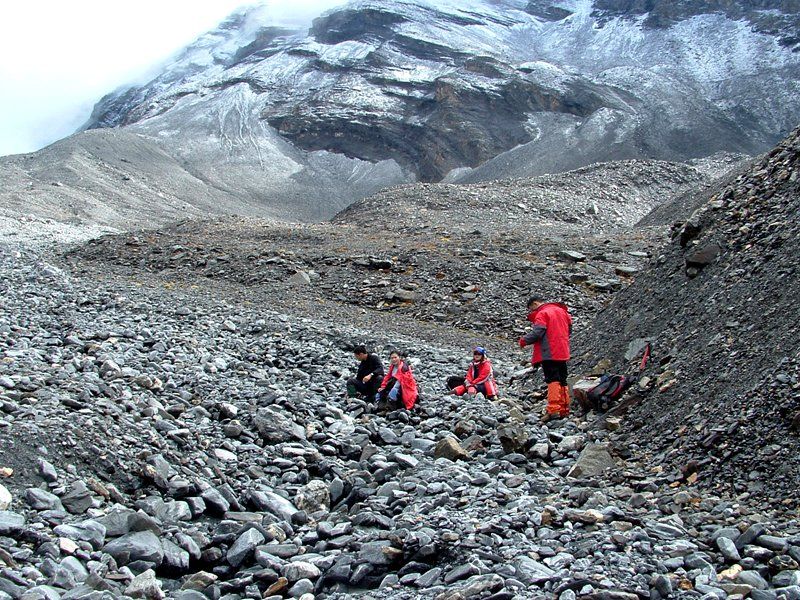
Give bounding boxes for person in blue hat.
[450,347,499,400]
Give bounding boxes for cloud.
[257,0,346,26]
[0,0,346,157]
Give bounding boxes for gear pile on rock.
[0,136,799,600]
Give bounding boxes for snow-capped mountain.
[73,0,800,218]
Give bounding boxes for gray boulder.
[567,443,616,478]
[103,531,165,566]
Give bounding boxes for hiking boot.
[541,410,561,423]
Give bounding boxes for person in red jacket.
[451,347,499,400]
[376,350,419,411]
[519,295,572,421]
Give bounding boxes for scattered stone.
[717,536,742,562]
[0,511,24,535]
[435,437,469,461]
[567,443,616,478]
[60,481,94,514]
[34,462,58,486]
[103,531,164,566]
[227,528,265,567]
[125,569,165,599]
[288,270,312,285]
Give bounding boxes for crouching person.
[346,345,384,399]
[376,350,418,411]
[451,346,498,400]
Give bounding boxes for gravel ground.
[1,148,800,599]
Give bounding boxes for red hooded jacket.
[380,361,418,409]
[520,302,572,364]
[466,359,494,386]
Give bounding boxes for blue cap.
[473,346,486,356]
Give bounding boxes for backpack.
[446,376,466,391]
[586,374,635,411]
[584,342,651,412]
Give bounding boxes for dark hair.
[389,349,403,358]
[527,295,545,308]
[353,345,367,355]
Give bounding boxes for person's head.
[527,295,545,312]
[472,346,487,362]
[389,350,403,366]
[353,345,368,361]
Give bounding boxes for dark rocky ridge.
[573,126,800,505]
[334,158,717,229]
[589,0,800,48]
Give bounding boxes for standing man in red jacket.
[519,295,572,421]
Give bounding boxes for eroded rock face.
[591,0,800,47]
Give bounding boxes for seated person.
[376,350,418,411]
[346,345,384,399]
[451,346,498,400]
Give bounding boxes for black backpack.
[586,374,635,411]
[585,343,651,412]
[446,376,466,391]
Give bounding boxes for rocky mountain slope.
[0,127,406,227]
[58,0,799,220]
[573,126,800,506]
[67,156,735,343]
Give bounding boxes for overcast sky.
[0,1,343,157]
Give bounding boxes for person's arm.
[378,366,392,390]
[362,357,375,382]
[520,326,545,346]
[520,312,547,346]
[465,364,475,385]
[370,355,384,379]
[397,363,414,387]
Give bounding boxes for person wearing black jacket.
[347,345,384,399]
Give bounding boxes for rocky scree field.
[573,127,800,511]
[69,158,730,345]
[1,148,800,600]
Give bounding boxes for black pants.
[347,377,379,398]
[541,360,568,385]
